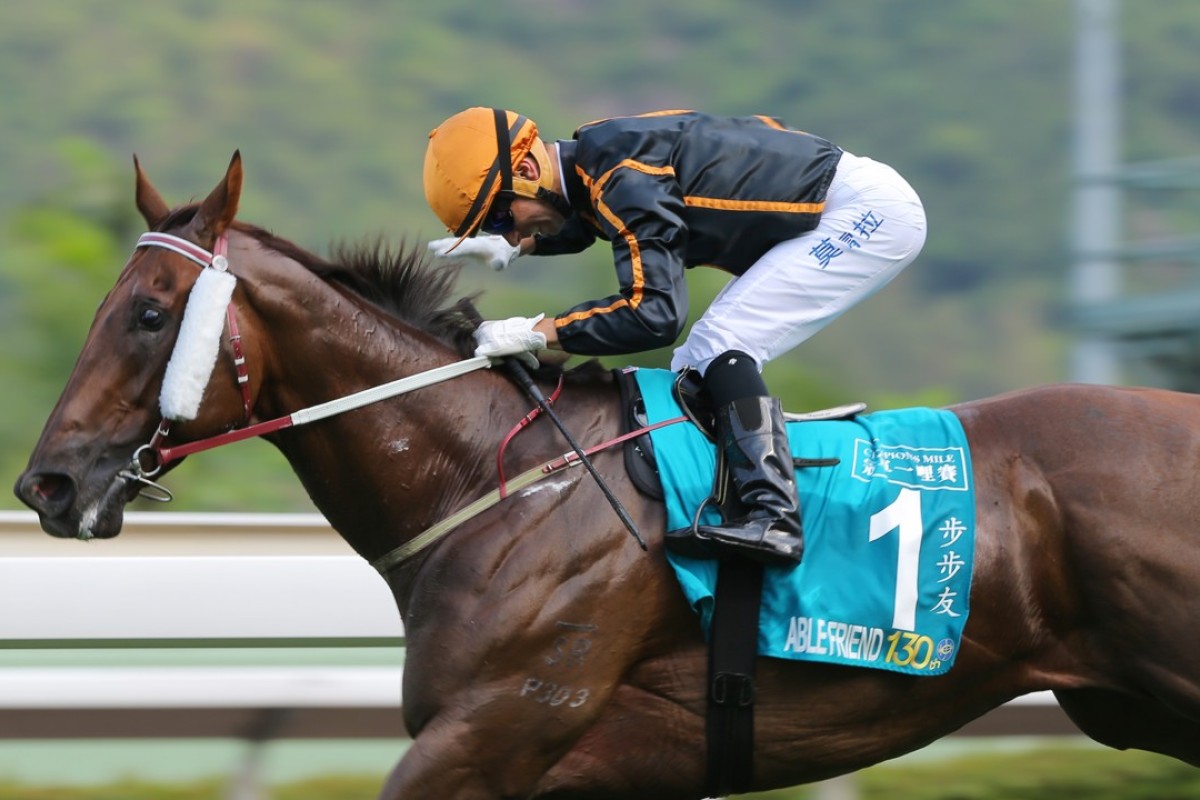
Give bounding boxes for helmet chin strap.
[534,185,574,219]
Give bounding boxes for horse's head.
[14,153,258,539]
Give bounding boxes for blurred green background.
[3,0,1197,511]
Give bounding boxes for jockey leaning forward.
[422,107,926,566]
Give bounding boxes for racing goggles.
[480,192,516,235]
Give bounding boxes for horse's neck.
[279,369,503,558]
[242,257,505,561]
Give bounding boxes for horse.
[14,153,1200,800]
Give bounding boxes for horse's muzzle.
[13,469,130,540]
[14,470,76,521]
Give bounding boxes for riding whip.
[503,357,647,551]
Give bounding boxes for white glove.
[427,234,521,271]
[474,314,547,370]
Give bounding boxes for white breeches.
[670,152,927,375]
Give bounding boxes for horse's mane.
[154,207,602,384]
[156,206,480,357]
[257,226,484,357]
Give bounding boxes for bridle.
[135,231,254,422]
[117,231,248,501]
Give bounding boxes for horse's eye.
[137,306,166,332]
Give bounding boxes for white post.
[225,741,268,800]
[1069,0,1122,384]
[225,708,292,800]
[813,774,860,800]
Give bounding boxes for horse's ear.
[134,154,170,229]
[193,151,243,243]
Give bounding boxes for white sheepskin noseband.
[135,232,238,421]
[159,266,236,420]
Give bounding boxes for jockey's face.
[501,195,567,246]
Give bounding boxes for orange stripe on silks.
[758,115,819,137]
[684,196,826,214]
[580,159,676,191]
[574,162,592,188]
[558,160,675,327]
[587,160,675,312]
[555,202,643,326]
[632,109,694,119]
[614,160,676,180]
[556,297,630,327]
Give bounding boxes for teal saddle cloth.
[634,368,977,676]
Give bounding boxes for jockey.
[423,107,927,566]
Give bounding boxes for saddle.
[614,367,866,504]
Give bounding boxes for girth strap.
[706,556,764,796]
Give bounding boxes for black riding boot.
[695,396,805,566]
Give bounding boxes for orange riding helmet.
[423,107,562,247]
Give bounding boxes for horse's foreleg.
[377,680,612,800]
[377,716,554,800]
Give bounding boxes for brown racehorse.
[15,153,1200,799]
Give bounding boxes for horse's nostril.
[15,472,76,515]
